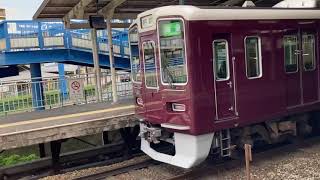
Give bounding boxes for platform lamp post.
[91,28,103,102]
[106,17,118,103]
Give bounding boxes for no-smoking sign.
[71,81,81,91]
[69,79,84,100]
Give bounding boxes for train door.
[141,37,162,122]
[212,34,237,120]
[285,30,319,108]
[300,30,318,104]
[284,32,302,107]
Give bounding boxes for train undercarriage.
[140,112,320,168]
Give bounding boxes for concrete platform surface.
[0,99,137,150]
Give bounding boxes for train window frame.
[302,34,316,72]
[142,40,159,89]
[244,36,263,79]
[212,39,230,81]
[284,35,299,74]
[129,25,142,84]
[157,17,188,87]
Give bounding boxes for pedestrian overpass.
[0,20,130,70]
[0,20,132,115]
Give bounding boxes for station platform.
[0,99,137,150]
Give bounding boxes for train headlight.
[172,103,186,112]
[136,97,144,106]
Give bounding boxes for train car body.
[128,5,320,168]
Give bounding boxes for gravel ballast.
[41,140,320,180]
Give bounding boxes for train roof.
[138,5,320,21]
[135,5,320,32]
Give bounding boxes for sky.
[0,0,43,20]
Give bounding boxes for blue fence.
[0,20,129,58]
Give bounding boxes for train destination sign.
[160,21,182,37]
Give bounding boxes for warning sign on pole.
[69,79,84,100]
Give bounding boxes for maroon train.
[128,5,320,168]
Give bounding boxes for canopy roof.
[33,0,283,21]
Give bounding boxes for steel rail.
[166,136,320,180]
[74,158,158,180]
[0,142,126,180]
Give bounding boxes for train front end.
[129,7,214,168]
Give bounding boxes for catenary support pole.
[106,18,118,103]
[30,63,45,111]
[91,28,103,102]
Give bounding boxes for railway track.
[166,136,320,180]
[58,137,314,180]
[3,136,318,180]
[0,141,171,180]
[0,142,138,180]
[74,158,158,180]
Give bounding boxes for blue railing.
[0,20,129,58]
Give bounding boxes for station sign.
[68,79,84,100]
[89,15,106,30]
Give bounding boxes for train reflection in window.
[143,41,158,88]
[213,40,230,81]
[158,19,187,86]
[129,27,142,83]
[284,36,298,73]
[245,37,262,79]
[303,34,316,71]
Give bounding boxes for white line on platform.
[0,105,135,129]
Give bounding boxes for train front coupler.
[139,124,162,144]
[139,123,214,168]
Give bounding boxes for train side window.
[213,40,230,81]
[302,34,316,71]
[129,27,141,83]
[284,36,298,73]
[143,41,158,89]
[245,36,262,79]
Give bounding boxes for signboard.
[141,15,153,29]
[68,79,84,100]
[89,15,106,30]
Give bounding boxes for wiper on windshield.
[162,57,176,88]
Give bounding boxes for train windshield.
[129,26,141,83]
[159,19,187,86]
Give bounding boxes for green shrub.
[0,154,38,167]
[84,85,95,96]
[0,91,63,113]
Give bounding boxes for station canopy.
[33,0,283,28]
